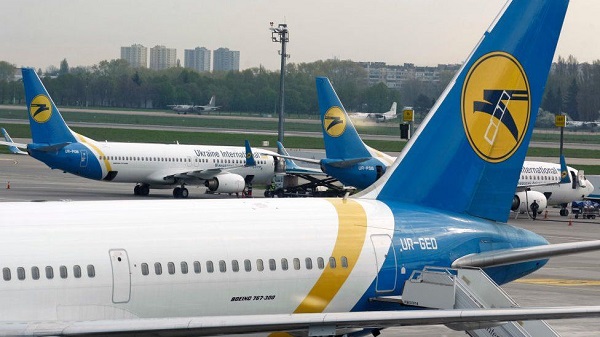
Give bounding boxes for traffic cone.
[6,181,9,189]
[568,216,573,226]
[544,210,548,219]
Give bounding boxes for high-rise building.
[149,45,177,71]
[120,44,148,68]
[213,48,240,72]
[184,47,211,72]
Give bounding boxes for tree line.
[1,55,599,122]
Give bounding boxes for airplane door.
[109,249,131,303]
[370,234,397,293]
[80,150,88,168]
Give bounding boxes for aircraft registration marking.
[515,278,600,287]
[399,237,438,251]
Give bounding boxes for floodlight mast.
[270,22,289,144]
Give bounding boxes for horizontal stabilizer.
[29,142,71,152]
[6,306,600,336]
[324,157,371,168]
[452,240,600,268]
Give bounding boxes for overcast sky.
[2,0,598,71]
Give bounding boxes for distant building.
[184,47,211,72]
[120,44,148,68]
[149,45,177,71]
[360,62,461,89]
[213,48,240,72]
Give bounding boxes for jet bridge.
[376,267,559,337]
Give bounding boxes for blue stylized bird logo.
[473,89,528,141]
[31,103,49,117]
[325,115,343,131]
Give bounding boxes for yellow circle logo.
[323,107,347,137]
[29,94,53,123]
[462,52,530,163]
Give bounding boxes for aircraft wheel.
[181,188,189,198]
[564,209,569,216]
[173,187,181,198]
[134,185,140,196]
[140,185,150,196]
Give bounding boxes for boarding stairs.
[400,267,559,337]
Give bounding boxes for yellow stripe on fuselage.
[75,133,112,172]
[293,198,368,313]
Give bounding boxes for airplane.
[3,1,600,335]
[0,72,276,198]
[308,77,594,215]
[517,155,593,216]
[349,102,397,122]
[0,128,27,155]
[168,95,220,114]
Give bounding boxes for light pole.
[270,22,289,144]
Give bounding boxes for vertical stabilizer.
[358,0,569,223]
[559,154,571,184]
[22,68,77,145]
[316,77,372,160]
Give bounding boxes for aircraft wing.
[4,307,600,336]
[452,240,600,268]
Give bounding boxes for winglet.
[559,154,571,184]
[244,140,256,167]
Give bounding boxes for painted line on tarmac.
[515,278,600,287]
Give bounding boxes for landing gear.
[559,204,569,216]
[134,184,150,196]
[173,186,189,199]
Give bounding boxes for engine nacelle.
[511,191,547,214]
[204,173,246,194]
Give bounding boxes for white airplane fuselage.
[519,161,593,205]
[0,198,546,321]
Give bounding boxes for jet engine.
[204,173,246,194]
[511,191,547,214]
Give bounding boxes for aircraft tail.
[358,0,569,223]
[389,102,397,115]
[559,154,571,184]
[208,96,216,107]
[244,140,256,167]
[317,77,372,160]
[22,68,77,145]
[1,128,27,155]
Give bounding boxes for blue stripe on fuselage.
[28,142,104,180]
[351,201,549,312]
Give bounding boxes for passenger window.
[193,261,201,273]
[46,266,54,279]
[141,263,149,276]
[206,261,214,273]
[305,258,313,270]
[256,259,264,271]
[317,257,325,270]
[181,262,188,274]
[87,265,96,278]
[293,258,300,270]
[168,262,175,275]
[3,267,10,281]
[60,265,68,279]
[232,260,239,272]
[269,259,276,271]
[329,257,337,268]
[244,259,252,272]
[74,265,82,278]
[281,258,288,271]
[17,267,25,280]
[154,262,162,275]
[341,256,348,268]
[31,267,40,280]
[219,260,227,273]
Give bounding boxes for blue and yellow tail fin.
[244,140,256,167]
[316,77,372,160]
[359,0,569,223]
[559,154,571,184]
[22,68,77,145]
